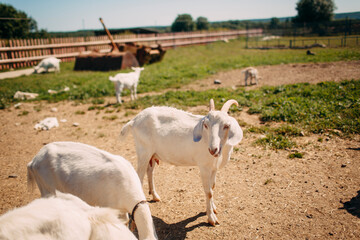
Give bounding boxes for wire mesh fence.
[246,18,360,49]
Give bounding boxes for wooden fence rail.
[0,29,263,70]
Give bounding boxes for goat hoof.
[208,220,216,226]
[208,219,220,226]
[208,214,219,226]
[152,196,161,202]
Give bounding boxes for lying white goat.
[120,99,243,226]
[34,57,61,73]
[109,67,144,103]
[13,91,39,100]
[241,67,259,86]
[0,191,137,240]
[27,141,157,240]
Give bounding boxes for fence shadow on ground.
[340,190,360,218]
[153,212,210,240]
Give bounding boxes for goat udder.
[149,156,160,167]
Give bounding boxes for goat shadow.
[339,190,360,218]
[347,147,360,151]
[152,212,210,240]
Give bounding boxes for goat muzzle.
[208,147,221,157]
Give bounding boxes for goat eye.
[223,125,230,130]
[203,124,208,129]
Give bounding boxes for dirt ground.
[1,61,360,239]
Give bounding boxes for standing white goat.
[241,67,259,86]
[27,141,157,240]
[120,99,243,226]
[34,57,61,73]
[0,191,137,240]
[109,67,144,103]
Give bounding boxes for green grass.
[18,110,29,116]
[1,38,360,109]
[288,152,304,159]
[121,80,360,137]
[256,133,296,150]
[247,124,303,149]
[123,88,244,110]
[247,124,303,137]
[249,81,360,135]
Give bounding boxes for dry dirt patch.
[181,60,360,92]
[0,61,359,239]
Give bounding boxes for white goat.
[241,67,259,86]
[34,57,61,73]
[27,141,157,240]
[120,99,243,226]
[13,91,39,100]
[109,67,144,103]
[0,191,137,240]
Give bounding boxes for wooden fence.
[0,29,263,70]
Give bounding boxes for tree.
[269,17,280,29]
[196,17,209,30]
[0,3,42,39]
[293,0,336,24]
[171,14,195,32]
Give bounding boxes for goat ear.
[193,118,204,142]
[227,118,243,146]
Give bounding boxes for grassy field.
[1,38,360,107]
[1,38,360,147]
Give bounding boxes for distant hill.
[228,11,360,23]
[333,11,360,20]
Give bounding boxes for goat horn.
[209,99,215,111]
[221,99,239,113]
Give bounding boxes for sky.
[2,0,360,32]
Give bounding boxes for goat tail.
[27,164,36,193]
[241,67,250,73]
[109,76,116,81]
[119,120,133,140]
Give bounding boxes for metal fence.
[246,18,360,49]
[246,35,360,49]
[0,29,262,70]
